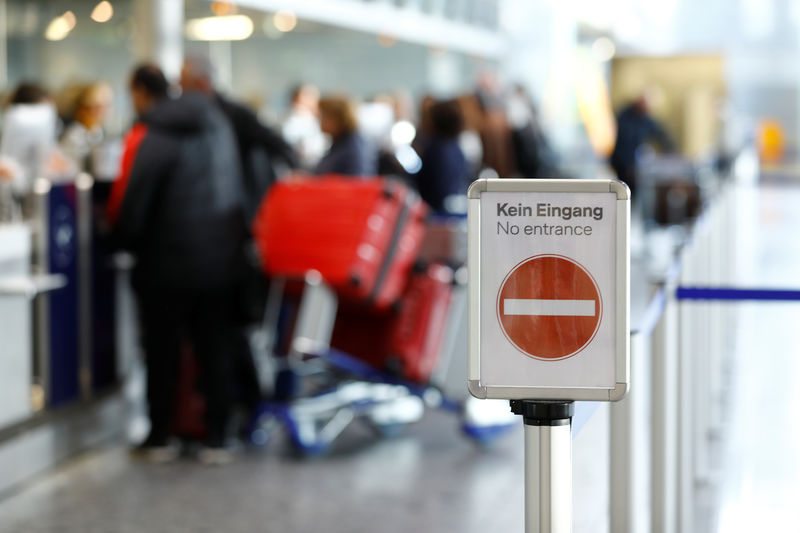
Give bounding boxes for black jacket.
[610,104,674,173]
[215,94,296,223]
[115,92,245,290]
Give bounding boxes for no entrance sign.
[468,179,630,401]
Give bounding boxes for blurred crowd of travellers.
[0,58,663,465]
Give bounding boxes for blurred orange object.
[758,119,784,164]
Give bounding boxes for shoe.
[197,446,234,466]
[130,440,180,464]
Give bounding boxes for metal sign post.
[467,179,630,533]
[513,400,574,533]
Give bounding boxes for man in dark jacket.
[180,56,296,223]
[610,95,675,197]
[179,55,295,415]
[115,65,245,464]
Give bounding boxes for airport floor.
[710,184,800,531]
[0,402,609,533]
[1,183,799,533]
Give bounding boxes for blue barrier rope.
[637,286,800,341]
[676,286,800,301]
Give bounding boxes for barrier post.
[609,330,649,533]
[76,173,93,399]
[651,283,678,533]
[695,226,712,483]
[708,202,724,436]
[31,177,51,407]
[512,401,574,533]
[677,246,695,533]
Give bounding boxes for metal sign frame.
[467,178,630,402]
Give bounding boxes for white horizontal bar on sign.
[503,299,596,317]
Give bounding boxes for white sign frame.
[467,178,630,401]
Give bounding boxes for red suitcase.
[253,175,427,309]
[386,263,454,382]
[330,264,454,383]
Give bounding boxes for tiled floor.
[0,402,610,533]
[711,185,800,532]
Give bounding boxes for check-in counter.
[0,224,34,427]
[0,222,67,428]
[27,174,120,408]
[0,175,126,495]
[31,179,82,407]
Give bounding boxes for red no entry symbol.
[496,254,602,360]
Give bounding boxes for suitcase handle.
[366,189,420,304]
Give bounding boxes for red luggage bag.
[252,176,428,309]
[331,264,454,383]
[386,263,454,382]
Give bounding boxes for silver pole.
[0,0,7,89]
[32,178,52,408]
[651,283,678,533]
[133,0,184,80]
[76,173,94,399]
[513,400,574,533]
[677,247,695,533]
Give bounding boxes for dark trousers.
[137,286,234,447]
[231,330,262,411]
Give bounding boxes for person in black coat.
[315,96,376,176]
[180,57,297,418]
[610,95,675,197]
[114,65,245,463]
[508,84,560,178]
[415,99,469,212]
[181,56,297,224]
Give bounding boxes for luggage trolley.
[245,176,515,455]
[636,152,714,226]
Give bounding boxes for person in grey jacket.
[114,65,245,464]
